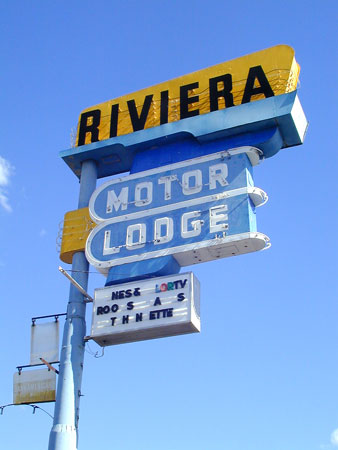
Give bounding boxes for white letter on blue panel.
[106,187,129,213]
[209,205,228,233]
[181,211,203,238]
[209,163,228,189]
[182,170,202,195]
[154,217,174,245]
[103,230,121,255]
[158,175,177,200]
[135,182,153,207]
[126,223,146,249]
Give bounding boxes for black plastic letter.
[153,297,162,306]
[110,104,119,138]
[180,82,199,119]
[209,74,234,110]
[111,304,119,313]
[127,95,153,131]
[160,90,169,125]
[136,313,143,322]
[241,66,274,104]
[78,110,101,145]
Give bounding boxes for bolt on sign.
[58,45,307,347]
[76,45,300,146]
[88,272,200,346]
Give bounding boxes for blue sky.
[1,1,337,449]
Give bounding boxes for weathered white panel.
[13,369,56,404]
[30,321,59,365]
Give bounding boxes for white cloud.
[331,429,338,446]
[0,156,14,212]
[0,156,12,185]
[0,192,12,212]
[39,228,47,237]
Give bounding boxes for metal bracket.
[59,266,94,302]
[32,313,66,326]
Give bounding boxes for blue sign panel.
[89,147,259,223]
[85,147,269,272]
[86,187,268,270]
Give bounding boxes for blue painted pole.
[48,160,97,450]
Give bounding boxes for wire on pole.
[0,403,54,419]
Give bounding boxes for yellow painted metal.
[60,207,94,264]
[76,45,300,146]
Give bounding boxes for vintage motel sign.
[85,148,269,274]
[89,272,200,346]
[60,46,307,268]
[59,44,307,281]
[51,45,308,450]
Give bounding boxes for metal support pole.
[48,160,97,450]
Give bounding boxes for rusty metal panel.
[13,369,56,404]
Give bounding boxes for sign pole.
[50,44,307,450]
[48,160,97,450]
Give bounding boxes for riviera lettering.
[78,65,274,145]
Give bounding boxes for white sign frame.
[89,272,200,346]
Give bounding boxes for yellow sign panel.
[76,45,299,146]
[60,208,95,264]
